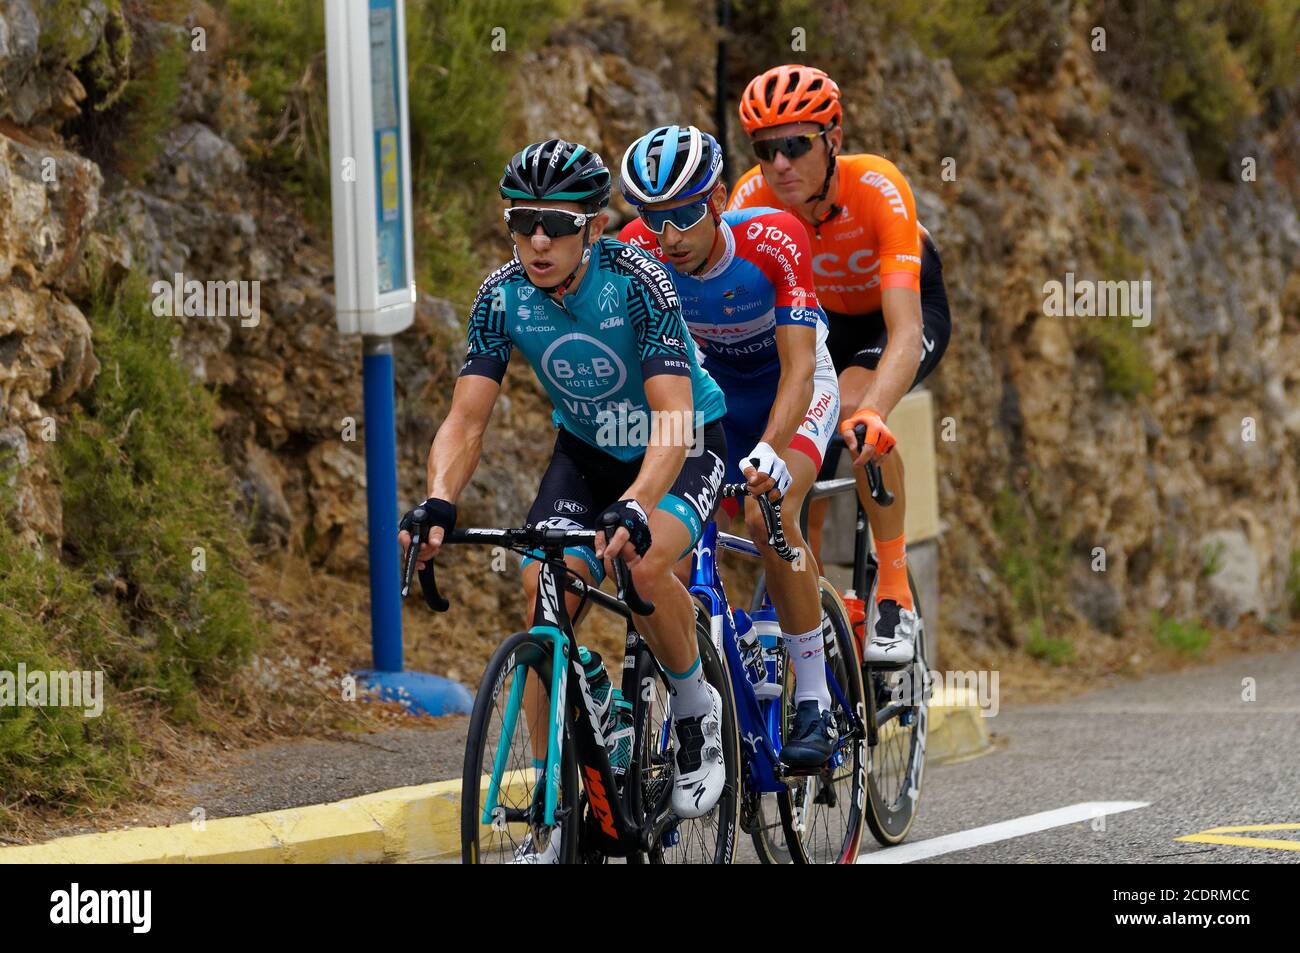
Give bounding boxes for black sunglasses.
[504,207,593,238]
[752,131,825,163]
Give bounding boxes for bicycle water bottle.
[607,689,633,781]
[754,603,780,696]
[577,645,613,728]
[843,589,867,661]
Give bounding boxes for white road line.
[857,801,1151,864]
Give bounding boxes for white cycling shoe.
[866,599,917,667]
[670,682,726,819]
[511,827,562,864]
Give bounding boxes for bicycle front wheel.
[636,605,741,864]
[461,631,580,864]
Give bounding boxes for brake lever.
[599,512,655,616]
[400,507,450,611]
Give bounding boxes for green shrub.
[1093,0,1300,160]
[0,517,138,823]
[1200,540,1226,578]
[877,0,1034,88]
[57,271,263,722]
[993,485,1066,618]
[1025,618,1075,666]
[63,6,187,183]
[1079,320,1155,399]
[1077,198,1155,399]
[1152,613,1212,657]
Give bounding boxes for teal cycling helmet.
[620,125,724,207]
[500,139,611,212]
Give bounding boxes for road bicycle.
[402,511,741,863]
[750,436,930,859]
[697,482,870,864]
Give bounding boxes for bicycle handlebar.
[829,424,894,507]
[721,483,799,563]
[400,518,654,616]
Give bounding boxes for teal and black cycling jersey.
[459,238,727,461]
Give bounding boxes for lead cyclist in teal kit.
[399,139,732,862]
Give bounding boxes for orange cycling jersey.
[727,154,922,315]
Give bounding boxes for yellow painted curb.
[1,696,987,864]
[926,686,991,764]
[0,780,458,865]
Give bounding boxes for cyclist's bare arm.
[599,373,693,565]
[758,323,815,454]
[405,373,500,563]
[858,286,923,417]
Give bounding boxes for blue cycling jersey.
[620,207,829,388]
[459,238,727,462]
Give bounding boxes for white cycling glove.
[743,442,792,497]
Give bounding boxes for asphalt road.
[861,646,1300,864]
[156,646,1298,864]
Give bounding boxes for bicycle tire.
[461,631,581,864]
[638,604,741,864]
[862,567,929,847]
[772,578,867,864]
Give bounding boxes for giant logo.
[540,333,628,400]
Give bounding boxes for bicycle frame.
[689,520,863,796]
[477,545,669,858]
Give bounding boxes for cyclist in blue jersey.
[400,140,731,853]
[618,125,840,767]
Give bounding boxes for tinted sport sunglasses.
[752,130,826,163]
[638,201,710,235]
[504,207,594,238]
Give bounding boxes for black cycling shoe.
[779,699,835,768]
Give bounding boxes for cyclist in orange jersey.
[728,64,952,667]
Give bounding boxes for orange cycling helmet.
[738,64,842,135]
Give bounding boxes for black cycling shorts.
[819,235,951,480]
[523,421,728,581]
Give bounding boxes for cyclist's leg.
[629,420,727,678]
[637,420,729,817]
[518,433,606,767]
[808,307,882,568]
[748,358,842,764]
[846,237,951,646]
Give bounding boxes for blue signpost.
[325,0,472,717]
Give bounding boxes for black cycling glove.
[400,497,457,540]
[598,499,652,557]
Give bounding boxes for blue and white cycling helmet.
[620,125,724,207]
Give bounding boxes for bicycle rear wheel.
[461,631,580,864]
[636,605,741,864]
[862,568,929,846]
[773,579,867,864]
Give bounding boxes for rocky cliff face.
[1,0,1296,665]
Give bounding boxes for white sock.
[663,654,712,718]
[786,626,832,710]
